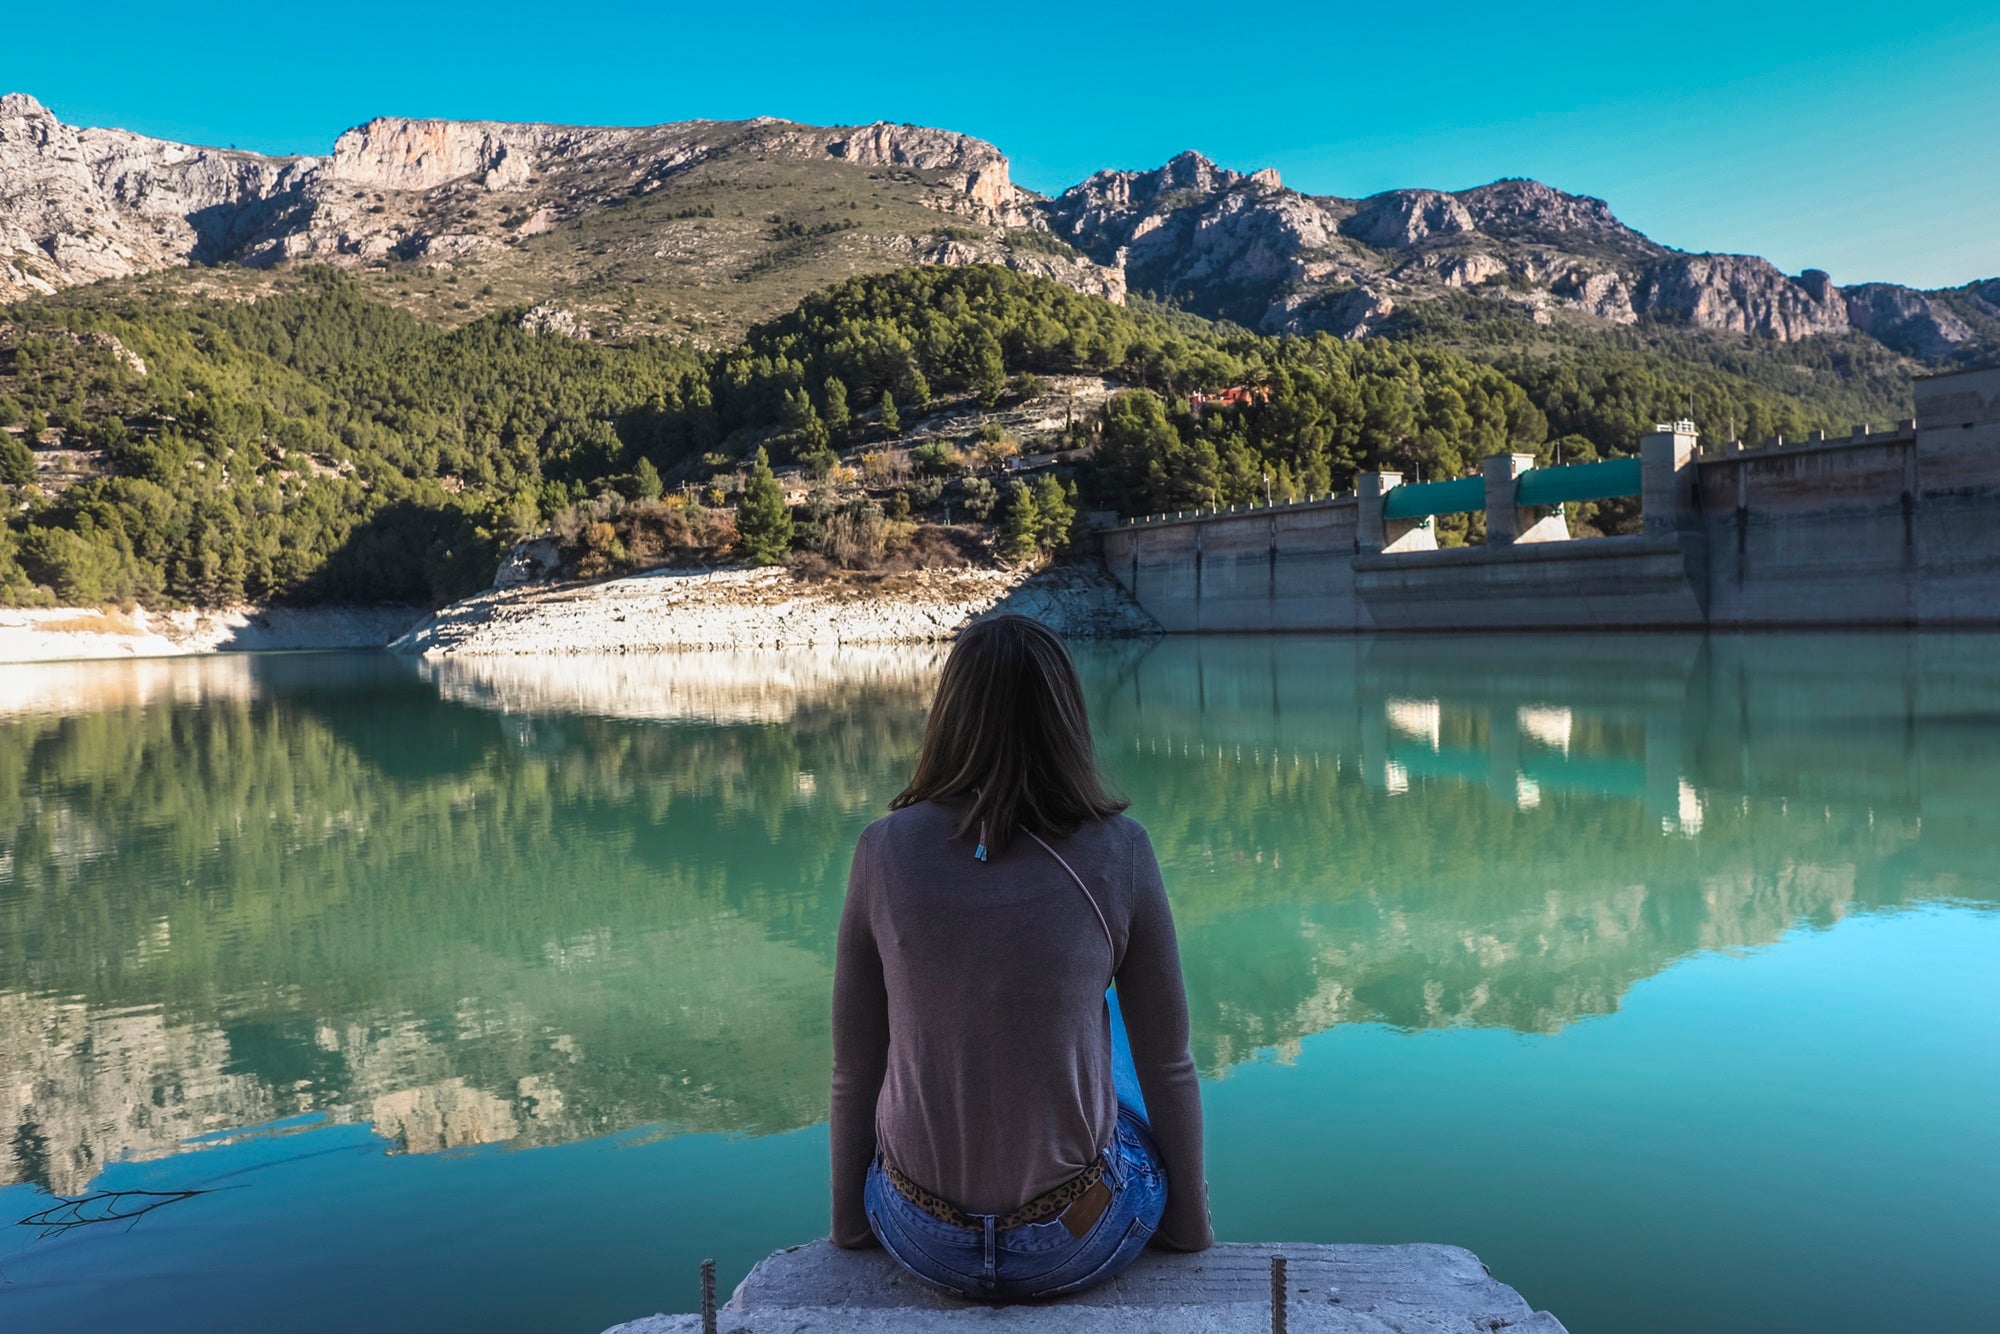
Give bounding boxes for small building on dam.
[1098,364,2000,631]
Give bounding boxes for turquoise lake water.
[0,635,1995,1332]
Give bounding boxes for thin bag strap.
[965,789,1115,964]
[1025,830,1117,965]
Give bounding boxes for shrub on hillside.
[819,498,894,568]
[957,475,998,520]
[789,520,984,580]
[909,441,963,476]
[859,449,910,486]
[551,495,736,578]
[577,521,625,578]
[902,476,946,511]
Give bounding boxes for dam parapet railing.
[1100,364,2000,632]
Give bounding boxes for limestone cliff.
[1843,280,1981,359]
[782,120,1022,218]
[0,92,315,296]
[1632,254,1850,340]
[1045,151,1987,355]
[0,95,1083,319]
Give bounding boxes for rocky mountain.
[2,92,1994,362]
[1044,151,1999,359]
[0,92,1113,339]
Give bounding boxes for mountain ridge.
[1043,149,1997,357]
[0,92,1114,338]
[3,92,1994,363]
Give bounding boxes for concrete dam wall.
[1100,365,2000,632]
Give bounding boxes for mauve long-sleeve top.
[829,798,1212,1252]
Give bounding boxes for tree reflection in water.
[1,634,1994,1194]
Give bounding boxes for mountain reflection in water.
[1,635,1994,1197]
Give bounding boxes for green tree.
[1002,480,1041,562]
[19,526,126,604]
[971,333,1007,408]
[798,412,831,457]
[736,447,794,565]
[822,377,851,435]
[0,526,29,603]
[801,443,838,481]
[781,387,817,434]
[1099,390,1214,512]
[0,433,34,487]
[879,392,901,436]
[634,457,664,502]
[1032,475,1076,552]
[489,489,542,545]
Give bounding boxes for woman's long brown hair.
[891,614,1126,852]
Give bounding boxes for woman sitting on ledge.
[829,614,1212,1300]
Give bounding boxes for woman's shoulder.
[861,800,965,849]
[860,803,1144,858]
[1059,810,1149,866]
[1101,811,1150,848]
[1109,810,1148,837]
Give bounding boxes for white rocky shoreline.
[390,561,1157,656]
[0,603,428,663]
[0,562,1157,664]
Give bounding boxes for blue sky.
[8,1,1995,288]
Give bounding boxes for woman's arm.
[829,829,889,1249]
[1116,825,1214,1251]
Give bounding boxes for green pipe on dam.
[1515,456,1642,507]
[1383,475,1486,519]
[1378,458,1642,520]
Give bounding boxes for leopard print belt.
[879,1154,1107,1230]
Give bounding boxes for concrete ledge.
[606,1239,1569,1332]
[1352,533,1674,573]
[1112,495,1361,532]
[1695,426,1916,463]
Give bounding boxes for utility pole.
[1264,470,1272,508]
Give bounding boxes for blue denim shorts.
[865,1105,1167,1301]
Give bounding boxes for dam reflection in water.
[0,636,1994,1334]
[1097,634,1996,1051]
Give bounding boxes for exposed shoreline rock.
[0,603,427,663]
[0,563,1155,664]
[391,562,1159,657]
